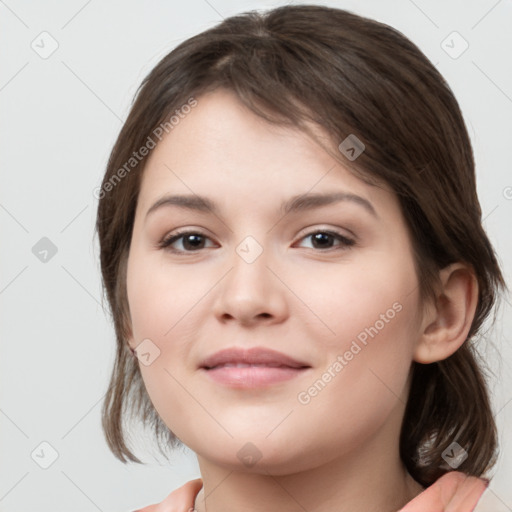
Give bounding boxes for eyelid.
[295,224,355,242]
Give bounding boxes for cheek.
[126,253,209,416]
[126,253,204,343]
[126,259,198,439]
[290,254,419,416]
[292,251,418,353]
[287,290,418,469]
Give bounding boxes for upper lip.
[199,347,311,369]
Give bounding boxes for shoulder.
[132,472,489,512]
[399,471,489,512]
[133,478,203,512]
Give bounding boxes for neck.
[193,417,425,512]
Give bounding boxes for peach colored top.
[133,471,489,512]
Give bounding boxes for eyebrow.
[145,191,378,220]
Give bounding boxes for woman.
[95,5,506,511]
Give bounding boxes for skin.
[126,88,479,512]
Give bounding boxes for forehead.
[147,89,335,175]
[136,89,395,219]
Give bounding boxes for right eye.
[158,230,216,254]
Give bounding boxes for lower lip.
[201,365,309,388]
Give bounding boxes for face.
[126,88,423,475]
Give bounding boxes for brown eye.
[157,229,355,255]
[297,230,355,250]
[158,231,214,253]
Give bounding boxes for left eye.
[296,230,355,250]
[158,230,355,253]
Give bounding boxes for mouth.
[199,347,311,388]
[201,365,311,388]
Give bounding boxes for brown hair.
[95,4,507,486]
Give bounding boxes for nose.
[212,242,289,327]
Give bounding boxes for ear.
[413,262,479,364]
[121,304,136,354]
[126,333,136,354]
[119,252,136,354]
[125,319,136,354]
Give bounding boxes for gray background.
[1,1,511,511]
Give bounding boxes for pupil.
[185,234,203,249]
[314,233,331,248]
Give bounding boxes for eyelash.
[157,228,356,254]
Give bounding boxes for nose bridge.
[213,232,287,323]
[228,233,271,294]
[235,234,266,267]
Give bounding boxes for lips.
[199,346,311,388]
[199,346,310,370]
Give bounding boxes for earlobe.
[413,263,478,364]
[119,294,135,351]
[126,329,137,355]
[123,316,136,355]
